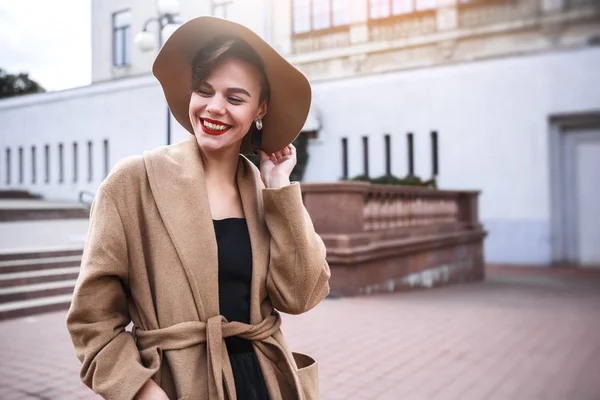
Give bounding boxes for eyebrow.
[201,82,251,98]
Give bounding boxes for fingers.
[272,150,284,164]
[276,144,295,160]
[258,144,296,164]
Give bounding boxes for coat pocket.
[293,352,319,400]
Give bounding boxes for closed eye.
[228,97,244,104]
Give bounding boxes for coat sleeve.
[66,186,157,399]
[263,182,331,315]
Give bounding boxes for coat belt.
[132,312,302,400]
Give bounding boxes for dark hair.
[191,37,270,104]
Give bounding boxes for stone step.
[0,255,82,274]
[0,205,88,222]
[0,280,77,303]
[0,294,72,320]
[0,267,80,288]
[0,248,83,262]
[0,190,41,199]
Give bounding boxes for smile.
[200,118,232,136]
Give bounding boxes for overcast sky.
[0,0,91,92]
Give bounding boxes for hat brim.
[152,16,312,155]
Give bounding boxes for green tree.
[0,68,45,99]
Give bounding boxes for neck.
[198,141,241,187]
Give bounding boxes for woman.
[66,16,330,400]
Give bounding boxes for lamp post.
[134,0,181,146]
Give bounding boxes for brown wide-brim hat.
[152,16,312,155]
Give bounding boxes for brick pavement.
[1,266,599,400]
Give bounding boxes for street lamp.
[134,0,181,146]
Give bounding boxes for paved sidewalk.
[1,266,599,400]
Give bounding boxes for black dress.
[213,218,270,400]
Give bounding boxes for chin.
[194,133,241,154]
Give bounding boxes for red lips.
[200,117,232,136]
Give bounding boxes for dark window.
[431,130,438,176]
[73,142,78,183]
[58,143,64,183]
[362,136,370,177]
[407,132,414,175]
[45,145,50,183]
[212,0,234,18]
[18,147,23,184]
[112,9,132,67]
[87,141,93,182]
[5,148,10,185]
[31,146,36,184]
[103,139,110,178]
[384,134,391,175]
[369,0,436,19]
[341,137,348,180]
[293,0,351,34]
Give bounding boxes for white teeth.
[203,120,228,131]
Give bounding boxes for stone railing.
[458,0,542,29]
[301,182,486,296]
[363,187,461,230]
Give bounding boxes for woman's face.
[189,57,267,154]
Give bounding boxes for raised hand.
[256,144,297,189]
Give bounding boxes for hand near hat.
[256,144,297,189]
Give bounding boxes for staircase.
[0,248,83,320]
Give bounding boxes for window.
[73,142,78,183]
[384,134,391,175]
[87,141,93,182]
[341,137,348,180]
[293,0,351,34]
[407,132,414,176]
[362,136,370,177]
[431,131,438,176]
[103,139,110,178]
[45,145,50,183]
[212,0,234,19]
[369,0,437,19]
[18,147,23,184]
[58,143,64,183]
[113,9,132,67]
[31,146,36,184]
[5,148,10,185]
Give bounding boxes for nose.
[206,96,226,115]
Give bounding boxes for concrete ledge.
[302,182,486,297]
[329,237,485,297]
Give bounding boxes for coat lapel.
[144,136,219,320]
[236,157,271,324]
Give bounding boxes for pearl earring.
[255,118,263,130]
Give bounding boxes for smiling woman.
[188,37,271,154]
[66,16,330,400]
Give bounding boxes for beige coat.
[66,136,331,400]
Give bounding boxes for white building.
[1,0,599,267]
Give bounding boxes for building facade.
[1,0,599,266]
